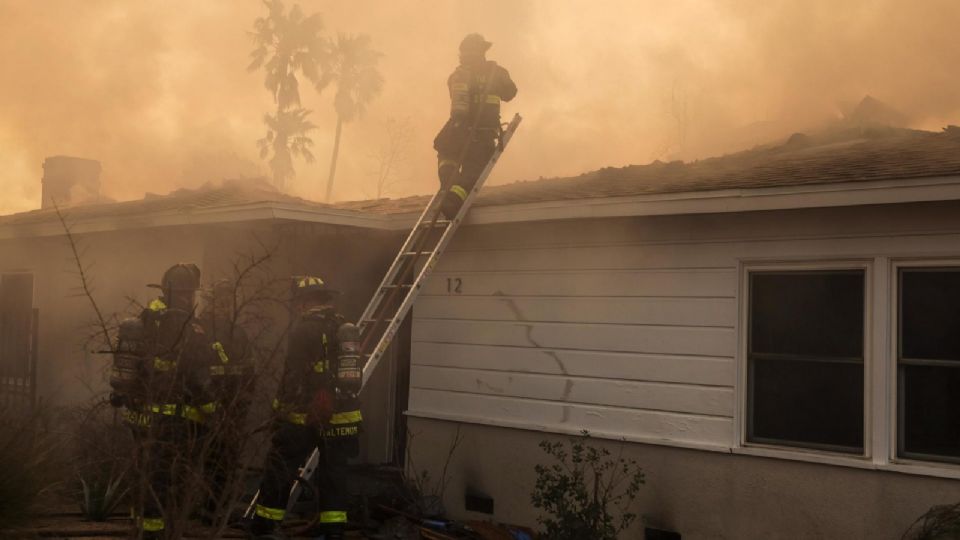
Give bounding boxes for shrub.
[531,431,644,540]
[0,407,61,530]
[903,502,960,540]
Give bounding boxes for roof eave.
[459,174,960,226]
[3,175,959,240]
[0,200,402,240]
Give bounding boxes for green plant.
[531,431,645,540]
[903,502,960,540]
[79,470,128,521]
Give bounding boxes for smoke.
[0,0,958,215]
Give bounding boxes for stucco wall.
[408,416,960,539]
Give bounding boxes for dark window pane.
[0,273,34,377]
[749,358,864,452]
[900,365,960,460]
[751,271,864,358]
[901,269,960,361]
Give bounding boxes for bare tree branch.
[53,201,112,352]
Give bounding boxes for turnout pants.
[251,421,357,537]
[434,120,497,218]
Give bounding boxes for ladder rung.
[418,219,451,228]
[401,251,433,257]
[382,284,413,290]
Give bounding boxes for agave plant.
[79,470,128,522]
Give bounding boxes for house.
[4,125,960,537]
[392,126,960,538]
[0,170,411,462]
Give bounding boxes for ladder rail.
[359,113,522,391]
[245,113,522,521]
[356,192,444,329]
[243,447,321,519]
[357,204,444,351]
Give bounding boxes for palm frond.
[325,32,384,122]
[251,0,331,187]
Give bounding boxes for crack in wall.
[491,290,572,424]
[475,378,506,394]
[560,379,574,423]
[544,350,568,375]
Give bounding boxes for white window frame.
[731,257,960,480]
[734,259,874,464]
[890,258,960,469]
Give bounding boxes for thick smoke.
[0,0,958,214]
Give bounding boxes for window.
[0,272,37,409]
[898,268,960,463]
[0,273,35,378]
[747,270,865,453]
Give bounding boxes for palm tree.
[248,0,329,188]
[257,107,317,189]
[320,33,384,202]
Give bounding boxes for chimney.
[41,156,101,209]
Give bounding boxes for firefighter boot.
[440,184,468,220]
[247,516,288,540]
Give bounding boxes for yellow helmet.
[291,275,336,300]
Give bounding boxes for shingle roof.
[337,125,960,214]
[3,126,959,226]
[0,178,333,227]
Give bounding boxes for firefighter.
[111,263,213,538]
[434,33,517,219]
[248,276,362,540]
[198,279,254,524]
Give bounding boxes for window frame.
[892,260,960,466]
[738,260,873,459]
[0,271,38,409]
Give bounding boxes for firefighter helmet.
[151,264,201,295]
[291,275,337,301]
[459,33,492,54]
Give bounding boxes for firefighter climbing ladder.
[245,113,522,520]
[357,113,522,391]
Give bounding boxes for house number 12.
[446,277,463,294]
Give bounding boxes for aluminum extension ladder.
[244,113,522,521]
[358,112,522,393]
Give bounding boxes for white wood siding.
[407,204,960,450]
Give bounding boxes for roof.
[0,178,332,228]
[340,125,960,214]
[2,125,960,236]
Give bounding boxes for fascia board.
[4,175,960,239]
[460,175,960,226]
[0,201,395,240]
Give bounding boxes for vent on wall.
[646,528,681,540]
[464,488,494,514]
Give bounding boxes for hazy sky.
[1,0,958,214]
